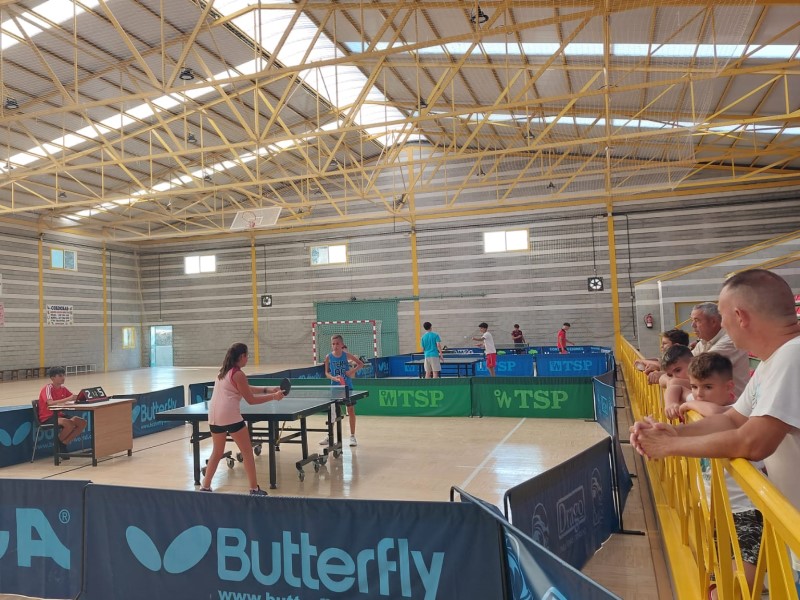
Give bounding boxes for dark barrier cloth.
[0,478,90,599]
[455,488,621,600]
[0,405,34,467]
[592,379,633,516]
[81,485,506,600]
[188,382,212,405]
[504,437,618,569]
[128,385,185,437]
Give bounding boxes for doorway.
[149,325,174,367]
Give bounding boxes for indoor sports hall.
[2,1,800,599]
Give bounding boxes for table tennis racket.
[280,377,292,396]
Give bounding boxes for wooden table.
[51,398,135,466]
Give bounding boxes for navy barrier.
[0,479,90,599]
[0,405,35,467]
[454,488,620,600]
[503,437,618,569]
[2,404,92,466]
[81,484,506,600]
[592,379,633,520]
[125,385,185,438]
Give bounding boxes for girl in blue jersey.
[323,335,365,446]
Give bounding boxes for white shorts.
[424,357,441,373]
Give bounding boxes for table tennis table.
[405,356,483,377]
[156,387,368,489]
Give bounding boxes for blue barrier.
[592,379,633,519]
[0,406,35,467]
[503,437,619,569]
[535,353,610,377]
[81,484,506,600]
[126,385,185,438]
[0,479,90,599]
[456,487,621,600]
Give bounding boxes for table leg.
[300,417,309,459]
[191,422,201,485]
[268,420,278,489]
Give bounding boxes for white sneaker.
[349,435,358,447]
[318,436,330,446]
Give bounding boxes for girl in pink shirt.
[200,343,284,495]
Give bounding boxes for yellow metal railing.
[619,335,800,600]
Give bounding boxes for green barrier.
[353,379,471,417]
[472,376,595,418]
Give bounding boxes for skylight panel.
[1,0,101,51]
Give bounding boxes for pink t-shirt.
[208,367,245,426]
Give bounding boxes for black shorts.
[209,421,246,434]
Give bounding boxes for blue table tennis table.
[156,387,368,489]
[405,356,483,377]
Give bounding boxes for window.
[122,327,136,349]
[51,248,78,270]
[184,255,216,274]
[310,244,347,265]
[483,230,529,253]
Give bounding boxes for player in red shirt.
[557,322,574,354]
[38,366,87,453]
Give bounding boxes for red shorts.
[486,353,497,368]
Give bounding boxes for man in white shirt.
[631,270,800,556]
[473,322,497,376]
[690,302,750,397]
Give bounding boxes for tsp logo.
[0,422,32,447]
[531,503,550,548]
[126,525,212,573]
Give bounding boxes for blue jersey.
[327,352,352,388]
[421,331,442,358]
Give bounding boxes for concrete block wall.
[0,229,143,373]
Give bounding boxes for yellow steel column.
[102,243,108,372]
[38,236,45,373]
[250,238,261,363]
[606,200,622,352]
[407,148,421,349]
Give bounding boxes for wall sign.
[46,304,74,325]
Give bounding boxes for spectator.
[690,302,750,397]
[511,324,526,354]
[557,322,574,354]
[630,270,800,572]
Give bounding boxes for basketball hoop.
[229,207,281,231]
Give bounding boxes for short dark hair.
[423,322,432,330]
[48,366,66,378]
[514,324,520,328]
[689,352,733,381]
[478,322,488,329]
[563,322,571,327]
[661,328,690,346]
[660,344,693,370]
[722,269,796,321]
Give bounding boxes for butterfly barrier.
[1,478,626,600]
[0,386,184,468]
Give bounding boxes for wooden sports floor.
[0,364,670,600]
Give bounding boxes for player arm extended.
[344,352,365,377]
[233,371,284,404]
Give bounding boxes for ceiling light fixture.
[179,67,194,81]
[418,98,428,109]
[470,6,489,24]
[187,132,197,144]
[58,191,67,199]
[203,173,213,183]
[547,181,556,192]
[4,97,19,110]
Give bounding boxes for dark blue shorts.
[209,420,246,434]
